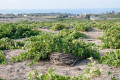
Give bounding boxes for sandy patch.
[36,28,59,33]
[14,38,26,42]
[80,28,103,39]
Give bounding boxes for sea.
[0,8,120,14]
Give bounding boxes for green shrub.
[95,20,120,30]
[57,29,88,39]
[100,26,120,49]
[74,24,93,31]
[0,38,24,50]
[99,50,120,68]
[0,23,40,39]
[51,23,66,31]
[0,51,5,64]
[111,77,117,80]
[73,21,94,31]
[10,30,99,65]
[95,22,112,30]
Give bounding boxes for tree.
[85,14,91,20]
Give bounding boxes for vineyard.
[0,19,120,80]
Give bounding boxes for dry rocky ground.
[0,28,120,80]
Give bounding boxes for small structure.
[23,14,28,17]
[80,13,87,19]
[90,15,102,20]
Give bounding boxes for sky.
[0,0,120,9]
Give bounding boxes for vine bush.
[100,26,120,49]
[10,30,99,65]
[0,23,40,39]
[51,23,66,31]
[0,51,5,64]
[0,38,24,50]
[99,50,120,68]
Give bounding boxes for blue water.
[0,8,120,14]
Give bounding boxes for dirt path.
[81,28,103,45]
[37,28,59,33]
[80,28,117,55]
[80,28,103,39]
[14,38,26,42]
[4,49,26,60]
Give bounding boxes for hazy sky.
[0,0,120,9]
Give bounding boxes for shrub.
[100,26,120,49]
[10,30,99,65]
[51,23,66,31]
[99,50,120,68]
[95,22,112,30]
[95,20,120,30]
[0,38,24,50]
[0,50,5,64]
[57,29,88,39]
[0,23,40,39]
[74,23,93,31]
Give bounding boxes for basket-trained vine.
[99,50,120,68]
[10,29,99,65]
[100,26,120,49]
[74,23,93,31]
[0,38,24,50]
[95,21,113,30]
[95,20,120,30]
[0,50,5,64]
[51,23,66,31]
[57,29,88,39]
[0,23,40,39]
[73,21,95,31]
